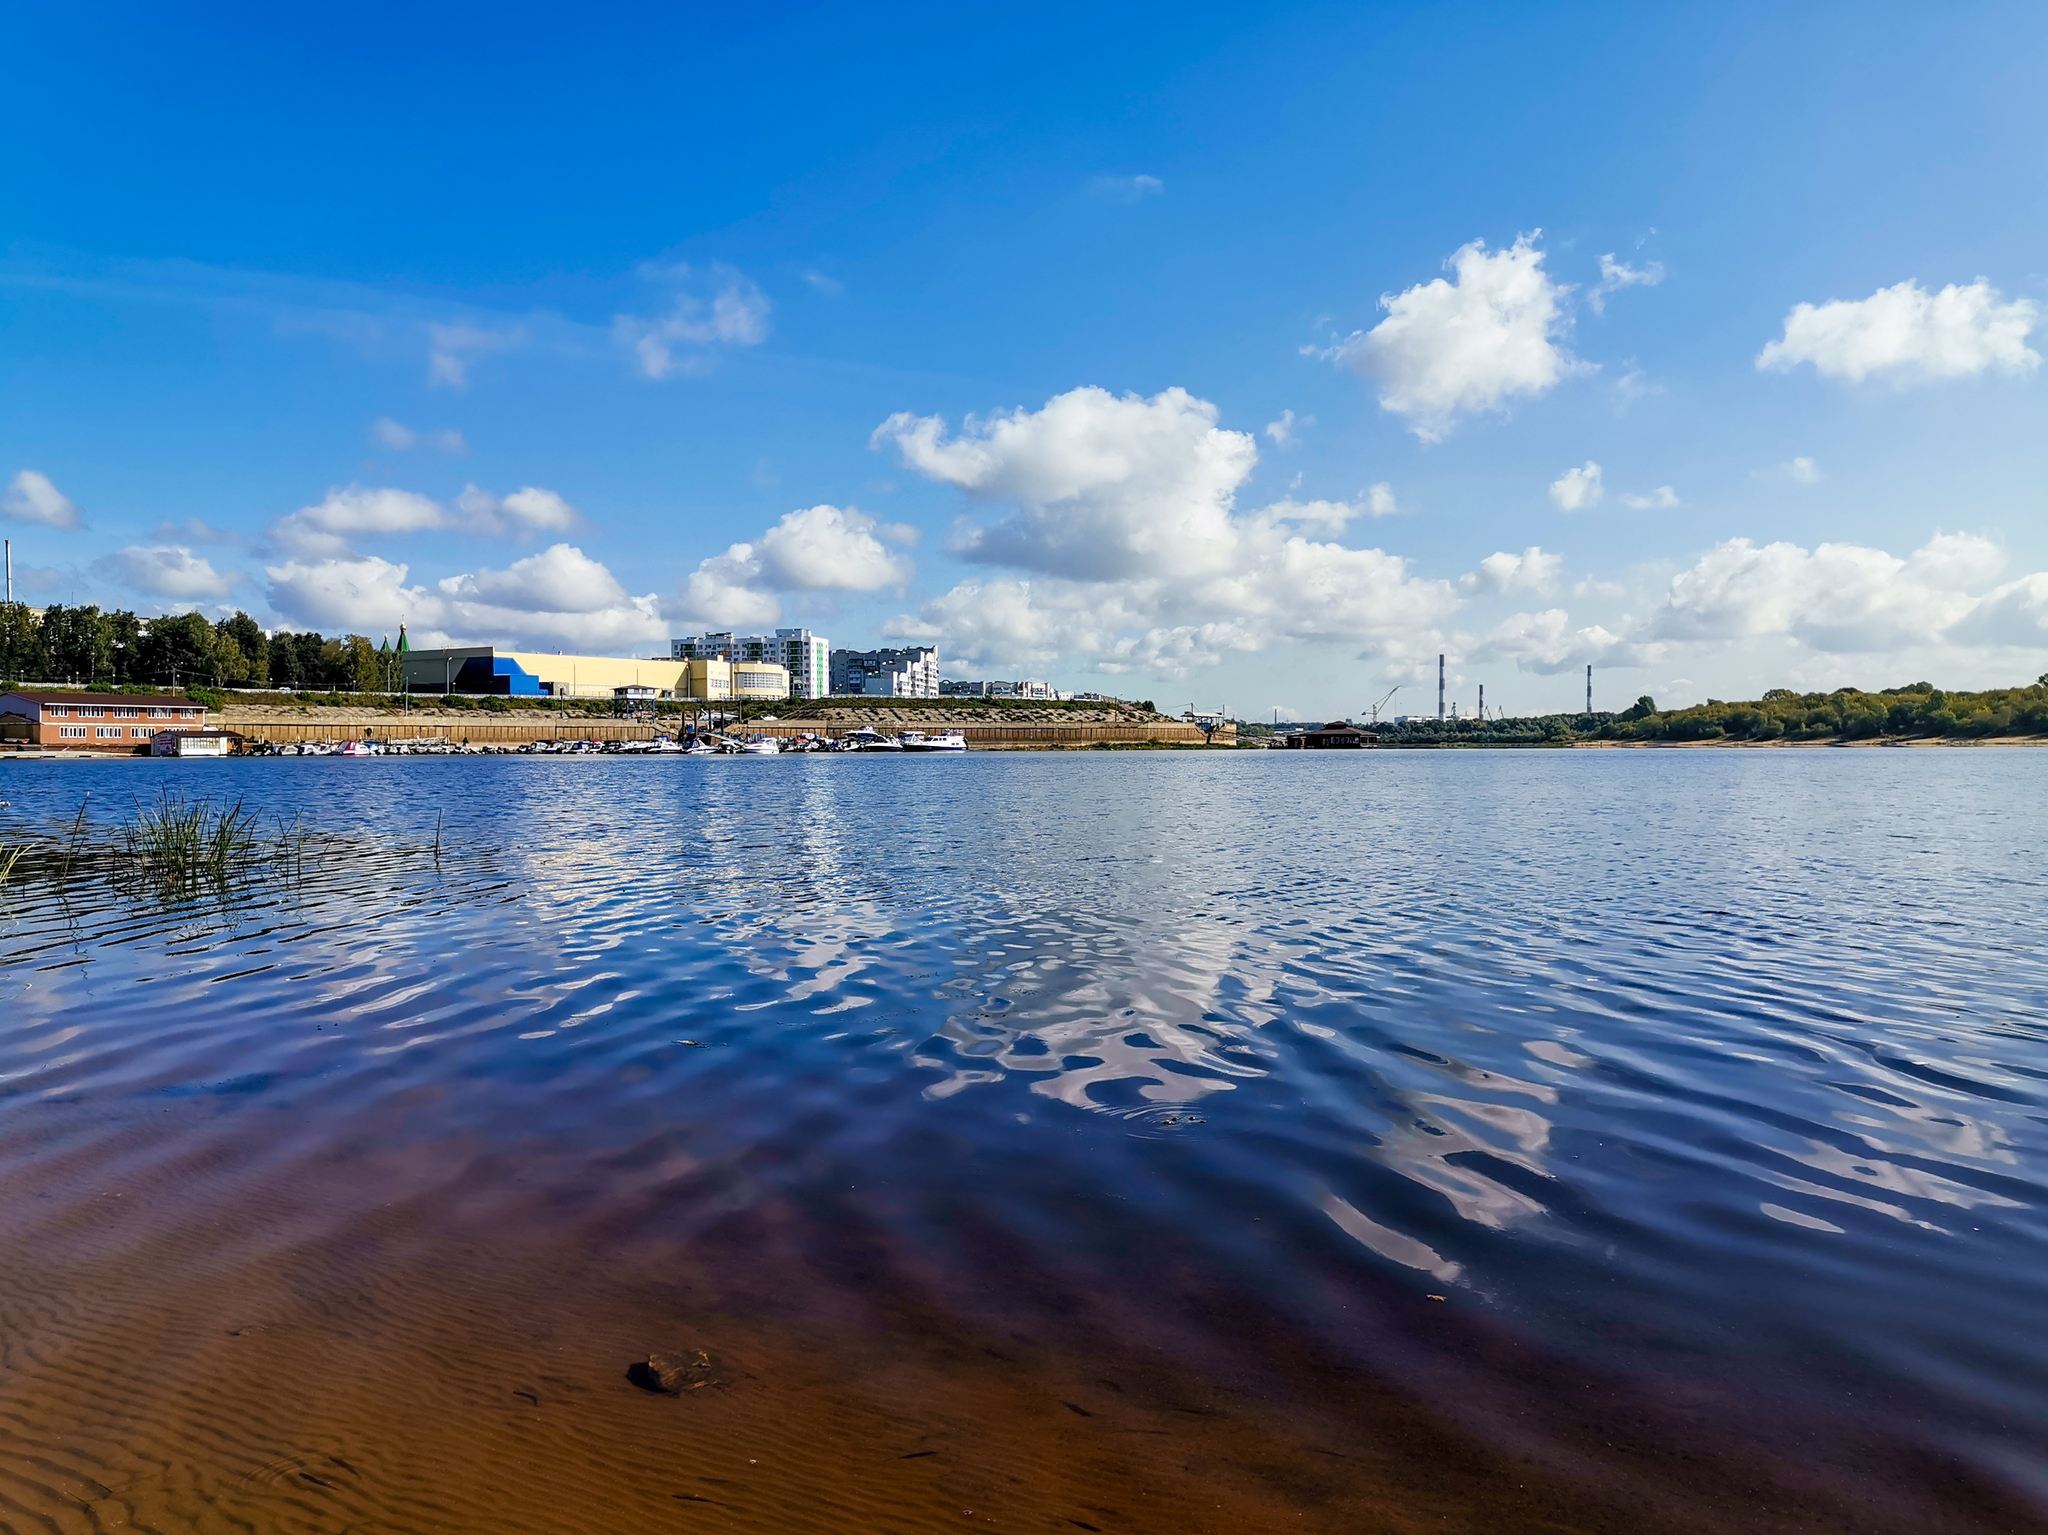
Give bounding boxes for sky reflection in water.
[4,748,2047,1491]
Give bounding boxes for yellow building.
[676,658,793,701]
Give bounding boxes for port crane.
[1366,685,1400,723]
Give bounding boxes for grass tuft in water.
[122,792,262,884]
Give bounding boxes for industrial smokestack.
[1438,654,1445,721]
[1586,664,1592,714]
[1478,683,1484,721]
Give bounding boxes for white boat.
[337,739,381,757]
[740,736,781,755]
[900,730,967,753]
[838,727,903,752]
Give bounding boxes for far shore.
[1570,735,2048,750]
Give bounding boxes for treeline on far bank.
[0,602,399,695]
[1601,678,2048,742]
[1357,676,2048,745]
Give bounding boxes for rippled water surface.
[3,749,2047,1534]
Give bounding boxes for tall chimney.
[1438,654,1445,721]
[1478,683,1484,721]
[1586,664,1592,714]
[4,539,10,606]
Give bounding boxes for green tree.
[1620,694,1657,721]
[105,610,145,685]
[277,631,336,690]
[39,604,115,684]
[343,635,380,693]
[0,602,51,683]
[268,630,305,688]
[211,634,252,685]
[215,612,270,686]
[136,612,217,689]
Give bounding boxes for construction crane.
[1367,685,1401,723]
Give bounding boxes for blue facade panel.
[450,655,548,695]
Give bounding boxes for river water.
[2,749,2045,1534]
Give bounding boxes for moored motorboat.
[838,726,903,752]
[900,730,967,753]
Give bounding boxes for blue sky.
[3,1,2046,717]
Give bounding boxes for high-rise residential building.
[939,677,1064,701]
[672,628,829,699]
[829,646,939,698]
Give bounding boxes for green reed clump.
[122,792,261,882]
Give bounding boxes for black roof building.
[1276,721,1378,749]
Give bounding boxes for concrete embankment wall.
[231,718,662,746]
[748,721,1230,748]
[225,717,1232,749]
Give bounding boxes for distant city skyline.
[4,3,2046,718]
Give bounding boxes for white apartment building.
[939,678,1066,701]
[829,646,939,698]
[672,628,830,699]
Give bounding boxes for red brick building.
[0,692,211,753]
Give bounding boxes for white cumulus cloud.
[876,386,1256,582]
[266,544,668,653]
[272,486,449,558]
[1326,234,1580,441]
[1367,482,1398,517]
[1757,279,2039,384]
[873,385,1460,676]
[102,545,236,600]
[1649,532,2005,652]
[674,504,916,629]
[1475,531,2042,679]
[4,470,83,530]
[1476,609,1657,675]
[1461,547,1562,596]
[1953,574,2048,649]
[613,263,771,380]
[481,486,583,535]
[1621,486,1679,510]
[270,483,583,557]
[1549,462,1604,511]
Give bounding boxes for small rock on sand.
[627,1349,721,1395]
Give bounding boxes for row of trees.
[1597,680,2048,742]
[1351,680,2048,745]
[0,602,392,694]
